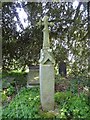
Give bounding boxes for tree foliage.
[2,2,89,75]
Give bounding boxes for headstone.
[39,16,55,111]
[59,61,67,77]
[27,65,39,87]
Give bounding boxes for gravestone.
[39,16,55,111]
[27,65,39,87]
[59,61,67,77]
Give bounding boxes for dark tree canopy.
[2,2,89,76]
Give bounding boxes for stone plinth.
[40,62,55,111]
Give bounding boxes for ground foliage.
[2,87,90,119]
[2,71,90,119]
[2,71,27,107]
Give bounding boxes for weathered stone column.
[39,16,55,111]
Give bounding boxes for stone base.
[39,63,55,111]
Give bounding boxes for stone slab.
[27,66,39,87]
[40,63,55,111]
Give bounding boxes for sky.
[14,7,28,31]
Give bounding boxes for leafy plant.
[2,87,41,119]
[6,85,15,96]
[55,74,66,84]
[55,91,72,105]
[2,92,7,103]
[56,93,90,119]
[2,87,90,119]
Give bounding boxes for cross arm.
[36,19,44,28]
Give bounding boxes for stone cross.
[42,16,50,48]
[37,16,54,49]
[39,15,55,111]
